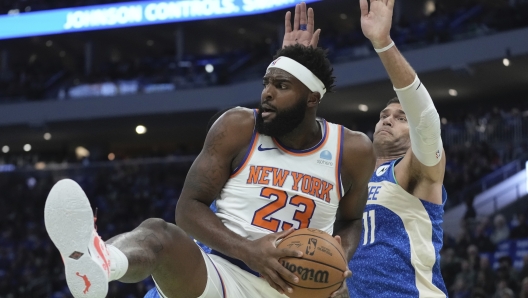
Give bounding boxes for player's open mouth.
[261,106,276,119]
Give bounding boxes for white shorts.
[155,247,289,298]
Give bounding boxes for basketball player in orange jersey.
[44,3,374,298]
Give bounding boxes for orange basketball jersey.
[216,111,345,241]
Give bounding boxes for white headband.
[267,56,326,99]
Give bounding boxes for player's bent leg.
[107,218,208,298]
[45,179,208,298]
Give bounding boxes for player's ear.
[307,91,321,108]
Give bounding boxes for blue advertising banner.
[0,0,319,40]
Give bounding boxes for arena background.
[1,0,528,297]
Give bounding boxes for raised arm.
[359,0,445,203]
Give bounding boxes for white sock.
[107,244,129,281]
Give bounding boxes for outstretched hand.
[359,0,395,48]
[282,2,320,48]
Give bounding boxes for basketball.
[276,228,347,298]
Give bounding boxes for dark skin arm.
[330,129,376,298]
[175,107,302,295]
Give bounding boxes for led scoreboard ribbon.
[0,0,319,40]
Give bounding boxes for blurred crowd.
[442,212,528,298]
[440,105,528,207]
[1,1,528,101]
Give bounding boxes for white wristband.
[374,41,395,53]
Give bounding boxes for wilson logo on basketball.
[281,260,330,284]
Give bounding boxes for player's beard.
[256,98,307,138]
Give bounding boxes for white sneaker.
[44,179,110,298]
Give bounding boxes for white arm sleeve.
[394,75,443,167]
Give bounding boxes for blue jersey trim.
[210,249,259,277]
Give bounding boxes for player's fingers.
[293,4,300,30]
[343,269,352,278]
[359,0,369,16]
[285,11,292,33]
[310,29,321,48]
[276,246,303,259]
[262,273,285,295]
[388,0,395,10]
[267,268,293,294]
[334,235,342,246]
[307,7,314,34]
[274,260,300,284]
[300,2,307,29]
[273,227,296,242]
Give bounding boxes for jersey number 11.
[362,210,376,245]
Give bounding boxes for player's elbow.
[175,197,189,227]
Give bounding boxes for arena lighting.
[503,58,510,67]
[1,146,9,153]
[136,125,147,134]
[23,144,32,152]
[449,89,458,97]
[0,0,319,40]
[358,104,369,112]
[43,132,52,140]
[205,64,214,73]
[75,146,90,159]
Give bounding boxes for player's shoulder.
[205,107,256,151]
[340,127,375,176]
[341,127,373,154]
[209,107,255,133]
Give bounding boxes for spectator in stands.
[451,276,472,298]
[510,212,528,239]
[496,256,519,294]
[456,260,477,289]
[520,277,528,298]
[475,257,496,294]
[493,279,515,298]
[491,214,511,244]
[467,245,481,270]
[441,247,462,289]
[520,255,528,282]
[473,222,496,252]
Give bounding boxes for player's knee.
[139,218,169,235]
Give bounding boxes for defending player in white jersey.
[346,0,448,296]
[43,3,375,298]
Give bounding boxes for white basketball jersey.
[216,114,345,241]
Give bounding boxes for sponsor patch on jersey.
[320,150,332,160]
[376,165,390,177]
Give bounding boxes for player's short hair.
[386,97,400,106]
[273,45,336,94]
